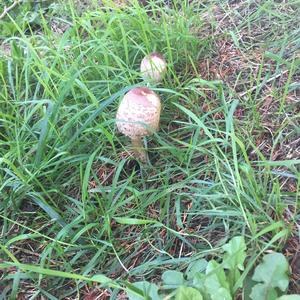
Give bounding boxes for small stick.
[0,0,21,20]
[239,69,289,97]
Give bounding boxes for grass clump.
[0,0,299,298]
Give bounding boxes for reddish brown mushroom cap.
[116,87,161,138]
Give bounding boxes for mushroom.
[140,52,167,83]
[116,87,161,161]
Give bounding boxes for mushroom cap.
[116,87,161,138]
[140,52,167,83]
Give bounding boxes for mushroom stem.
[131,137,147,162]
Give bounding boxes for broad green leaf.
[250,253,290,300]
[175,286,203,300]
[204,260,230,296]
[250,283,277,300]
[193,272,208,299]
[222,236,246,271]
[221,237,246,290]
[127,281,160,300]
[252,253,289,291]
[162,270,185,288]
[186,259,208,279]
[277,296,300,300]
[211,287,232,300]
[229,268,242,290]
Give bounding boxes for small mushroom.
[140,52,167,83]
[116,87,161,161]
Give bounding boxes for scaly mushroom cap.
[140,52,167,83]
[116,87,161,138]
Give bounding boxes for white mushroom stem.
[131,137,147,162]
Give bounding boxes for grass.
[0,0,299,298]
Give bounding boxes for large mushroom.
[116,87,161,161]
[140,52,167,83]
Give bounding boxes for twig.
[239,69,289,97]
[0,0,21,20]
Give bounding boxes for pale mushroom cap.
[116,87,161,138]
[140,52,167,83]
